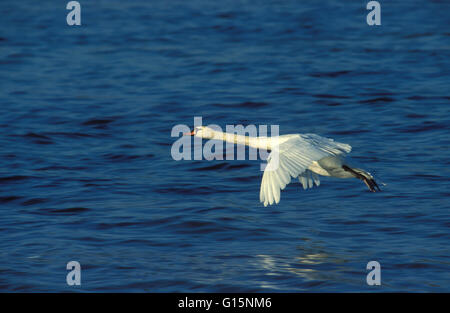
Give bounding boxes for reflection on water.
[256,239,339,284]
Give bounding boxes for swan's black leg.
[342,165,380,192]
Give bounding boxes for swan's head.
[183,126,215,139]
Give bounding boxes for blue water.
[0,0,449,292]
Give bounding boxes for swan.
[184,126,380,206]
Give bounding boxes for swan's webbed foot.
[342,165,381,192]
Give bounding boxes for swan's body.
[185,126,380,206]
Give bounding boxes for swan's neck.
[207,130,276,150]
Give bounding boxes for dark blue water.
[1,0,449,292]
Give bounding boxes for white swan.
[185,126,380,206]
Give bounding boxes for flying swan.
[184,126,380,206]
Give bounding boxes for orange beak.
[183,130,195,136]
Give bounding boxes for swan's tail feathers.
[298,170,320,190]
[342,165,381,192]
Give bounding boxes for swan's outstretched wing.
[259,134,351,206]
